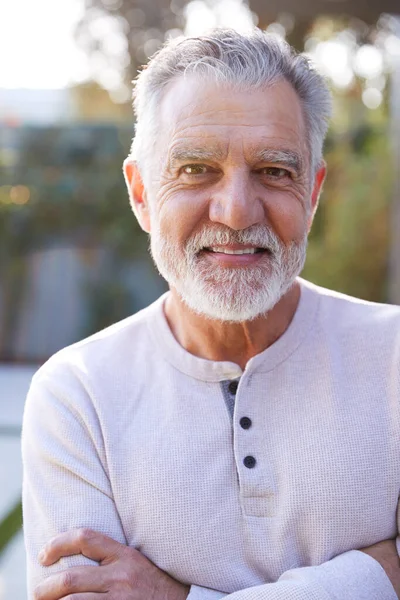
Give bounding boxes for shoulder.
[31,294,167,394]
[303,278,400,323]
[301,278,400,347]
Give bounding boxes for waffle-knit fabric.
[22,278,400,599]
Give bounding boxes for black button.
[228,380,239,395]
[240,417,252,429]
[243,455,256,468]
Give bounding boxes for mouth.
[198,244,271,266]
[201,244,270,255]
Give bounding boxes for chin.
[177,279,287,323]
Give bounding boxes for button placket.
[232,378,259,487]
[233,374,277,516]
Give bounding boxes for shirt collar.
[147,278,320,382]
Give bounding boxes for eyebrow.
[255,149,303,173]
[168,147,226,168]
[167,146,303,173]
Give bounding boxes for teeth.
[209,247,256,255]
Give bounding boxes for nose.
[208,169,265,231]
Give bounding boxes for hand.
[360,539,400,597]
[35,528,190,600]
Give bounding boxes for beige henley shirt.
[22,278,400,599]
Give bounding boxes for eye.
[259,167,291,179]
[181,164,209,175]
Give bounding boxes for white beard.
[150,223,307,322]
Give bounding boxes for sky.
[0,0,88,88]
[0,0,256,89]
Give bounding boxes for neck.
[163,280,301,370]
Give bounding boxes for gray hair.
[130,28,332,177]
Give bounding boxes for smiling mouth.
[203,247,268,255]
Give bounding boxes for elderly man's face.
[128,76,325,321]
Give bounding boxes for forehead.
[158,75,308,160]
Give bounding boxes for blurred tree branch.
[75,0,186,91]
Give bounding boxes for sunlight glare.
[184,0,255,37]
[354,45,384,79]
[310,40,354,88]
[0,0,89,89]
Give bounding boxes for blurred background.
[0,0,399,597]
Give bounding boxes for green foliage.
[0,499,22,557]
[0,125,144,255]
[0,124,151,357]
[304,122,392,302]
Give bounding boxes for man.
[22,29,400,600]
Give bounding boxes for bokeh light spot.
[354,45,384,79]
[10,186,31,205]
[362,87,383,110]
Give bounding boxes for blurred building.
[0,84,131,125]
[0,89,74,125]
[0,87,165,363]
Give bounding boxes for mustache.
[185,225,283,255]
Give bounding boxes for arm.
[188,518,400,599]
[188,548,399,599]
[188,512,400,599]
[34,531,399,600]
[23,362,189,600]
[22,363,128,595]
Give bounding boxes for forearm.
[187,550,398,600]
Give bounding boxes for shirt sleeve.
[187,550,397,600]
[21,365,127,599]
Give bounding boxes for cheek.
[266,190,310,243]
[157,189,209,243]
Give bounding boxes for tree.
[75,0,186,102]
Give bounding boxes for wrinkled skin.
[125,76,326,368]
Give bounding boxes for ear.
[123,158,151,233]
[308,161,327,232]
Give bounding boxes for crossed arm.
[33,528,400,600]
[23,373,400,600]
